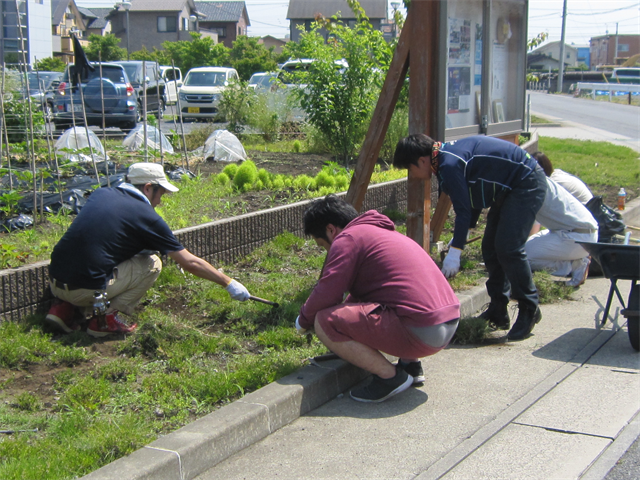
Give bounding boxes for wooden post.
[345,15,411,210]
[406,0,442,252]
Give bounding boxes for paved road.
[529,91,640,140]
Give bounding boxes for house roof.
[287,0,387,20]
[82,8,113,29]
[195,1,248,23]
[115,0,197,12]
[51,0,71,25]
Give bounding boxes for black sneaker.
[507,305,542,341]
[398,360,425,384]
[350,365,413,403]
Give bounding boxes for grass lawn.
[0,135,636,478]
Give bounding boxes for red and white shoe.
[45,300,81,333]
[87,312,137,338]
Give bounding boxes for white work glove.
[441,247,462,278]
[295,315,308,335]
[225,279,250,301]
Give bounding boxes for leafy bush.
[292,175,315,191]
[314,171,335,189]
[222,163,239,179]
[218,80,254,132]
[257,168,272,188]
[233,160,258,190]
[215,172,230,185]
[3,98,45,143]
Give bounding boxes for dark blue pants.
[482,166,547,310]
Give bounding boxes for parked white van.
[160,66,182,105]
[178,67,239,120]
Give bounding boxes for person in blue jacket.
[394,134,547,341]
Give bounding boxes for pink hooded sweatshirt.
[298,210,460,330]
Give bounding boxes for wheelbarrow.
[577,242,639,351]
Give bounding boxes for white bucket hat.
[127,162,179,192]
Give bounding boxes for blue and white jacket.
[437,135,538,249]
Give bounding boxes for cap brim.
[159,180,179,192]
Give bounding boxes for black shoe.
[350,365,413,403]
[398,360,425,384]
[479,302,510,330]
[507,305,542,341]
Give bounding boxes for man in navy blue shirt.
[47,163,250,337]
[394,135,546,341]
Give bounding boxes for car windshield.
[28,73,58,90]
[163,69,178,81]
[184,71,226,87]
[63,65,127,84]
[249,73,266,85]
[121,65,140,83]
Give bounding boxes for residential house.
[527,41,578,71]
[78,7,113,37]
[286,0,387,43]
[258,35,288,54]
[51,0,89,63]
[590,34,640,68]
[195,1,250,49]
[107,0,214,56]
[1,0,52,68]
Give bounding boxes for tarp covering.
[203,130,246,163]
[55,126,107,163]
[123,123,174,154]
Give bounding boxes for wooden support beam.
[406,0,442,251]
[430,192,452,244]
[346,15,411,211]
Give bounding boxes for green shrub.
[215,172,230,185]
[334,174,350,191]
[254,179,265,190]
[233,160,258,190]
[272,176,285,190]
[222,163,239,179]
[453,316,491,345]
[292,175,315,191]
[257,168,271,187]
[314,171,335,189]
[292,140,302,153]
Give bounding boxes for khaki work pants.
[50,254,162,317]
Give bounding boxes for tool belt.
[50,278,83,291]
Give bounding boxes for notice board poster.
[448,17,472,114]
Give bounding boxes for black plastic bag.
[585,196,626,243]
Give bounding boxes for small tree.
[229,36,278,80]
[283,0,392,164]
[34,57,66,72]
[162,33,230,72]
[130,46,171,65]
[85,34,126,62]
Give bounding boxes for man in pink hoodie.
[297,196,460,403]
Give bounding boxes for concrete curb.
[81,285,490,480]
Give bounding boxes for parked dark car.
[113,61,165,119]
[52,62,138,132]
[26,71,63,122]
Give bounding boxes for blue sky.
[79,0,640,45]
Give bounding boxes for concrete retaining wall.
[0,179,410,322]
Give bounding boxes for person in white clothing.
[533,151,593,204]
[526,177,598,287]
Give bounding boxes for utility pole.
[614,23,619,65]
[557,0,568,93]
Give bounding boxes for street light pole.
[391,2,400,39]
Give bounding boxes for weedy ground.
[0,135,636,478]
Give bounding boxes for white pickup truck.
[160,66,183,105]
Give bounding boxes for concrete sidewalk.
[193,276,638,480]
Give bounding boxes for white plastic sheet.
[55,126,107,163]
[122,123,174,154]
[203,130,246,163]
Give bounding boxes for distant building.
[286,0,387,43]
[527,41,578,70]
[195,1,250,49]
[575,44,590,69]
[590,34,640,68]
[258,35,288,54]
[107,0,209,55]
[1,0,52,68]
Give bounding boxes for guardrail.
[576,82,640,103]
